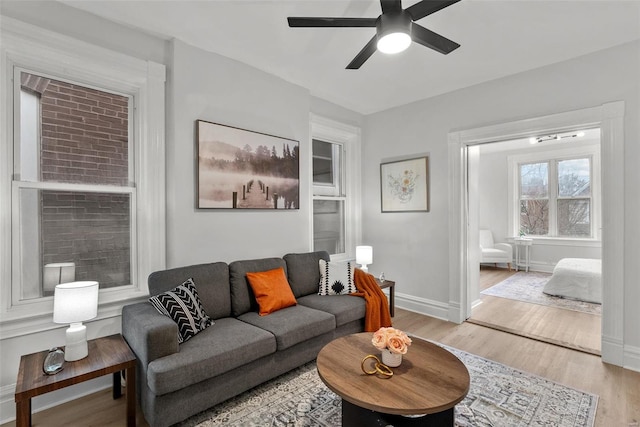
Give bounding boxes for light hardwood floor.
[470,266,602,355]
[2,309,638,427]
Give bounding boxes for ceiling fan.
[288,0,461,69]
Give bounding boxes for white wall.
[166,39,314,266]
[363,40,640,357]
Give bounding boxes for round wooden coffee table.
[317,333,470,426]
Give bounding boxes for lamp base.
[359,264,369,272]
[64,322,88,362]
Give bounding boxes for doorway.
[447,102,625,366]
[467,131,602,354]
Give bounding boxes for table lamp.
[53,281,99,361]
[356,246,373,272]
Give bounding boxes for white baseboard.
[601,334,624,366]
[394,292,450,321]
[0,376,111,425]
[624,344,640,373]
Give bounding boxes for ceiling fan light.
[377,32,411,54]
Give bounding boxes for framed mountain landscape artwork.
[380,156,429,212]
[197,120,299,209]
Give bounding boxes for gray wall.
[363,40,639,352]
[167,39,314,266]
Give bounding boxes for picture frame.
[196,120,299,209]
[380,156,429,212]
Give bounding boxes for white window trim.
[0,18,166,338]
[507,143,601,243]
[310,114,361,261]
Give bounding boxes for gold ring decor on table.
[361,354,394,378]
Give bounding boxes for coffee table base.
[342,399,453,427]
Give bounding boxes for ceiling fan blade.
[406,0,461,21]
[346,36,378,69]
[288,17,377,27]
[380,0,402,14]
[411,23,460,54]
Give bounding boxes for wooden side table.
[376,278,396,317]
[15,334,136,427]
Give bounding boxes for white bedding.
[543,258,602,304]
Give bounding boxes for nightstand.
[15,334,136,427]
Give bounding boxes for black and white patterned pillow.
[148,278,213,343]
[318,260,357,295]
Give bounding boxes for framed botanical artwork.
[196,120,299,209]
[380,156,429,212]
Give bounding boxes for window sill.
[509,236,601,247]
[0,292,148,340]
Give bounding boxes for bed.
[543,258,602,304]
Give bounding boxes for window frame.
[507,143,601,242]
[310,114,361,261]
[0,18,166,337]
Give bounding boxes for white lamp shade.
[356,246,373,265]
[53,281,99,324]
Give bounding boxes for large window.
[509,141,600,240]
[1,19,165,333]
[311,115,361,259]
[15,71,134,299]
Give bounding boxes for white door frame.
[448,102,625,366]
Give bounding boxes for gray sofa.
[122,251,365,427]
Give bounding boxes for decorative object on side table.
[355,245,373,272]
[42,347,65,375]
[53,281,99,361]
[371,327,412,367]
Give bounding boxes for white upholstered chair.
[479,229,513,270]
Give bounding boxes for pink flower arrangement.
[371,327,412,355]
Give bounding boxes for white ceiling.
[60,0,640,115]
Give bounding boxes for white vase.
[381,348,402,367]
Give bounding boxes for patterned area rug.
[481,272,601,315]
[178,344,598,427]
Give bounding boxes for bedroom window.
[519,158,592,237]
[310,115,361,259]
[509,140,600,240]
[1,19,166,333]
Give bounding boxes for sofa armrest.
[122,302,179,367]
[494,243,513,257]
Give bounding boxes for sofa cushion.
[146,317,276,396]
[246,267,297,316]
[230,258,287,316]
[148,262,231,320]
[148,278,214,343]
[318,259,357,295]
[297,293,365,327]
[238,305,335,351]
[283,251,330,297]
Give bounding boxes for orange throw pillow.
[246,267,297,316]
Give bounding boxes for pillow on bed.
[318,259,357,295]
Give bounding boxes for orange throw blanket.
[352,268,392,332]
